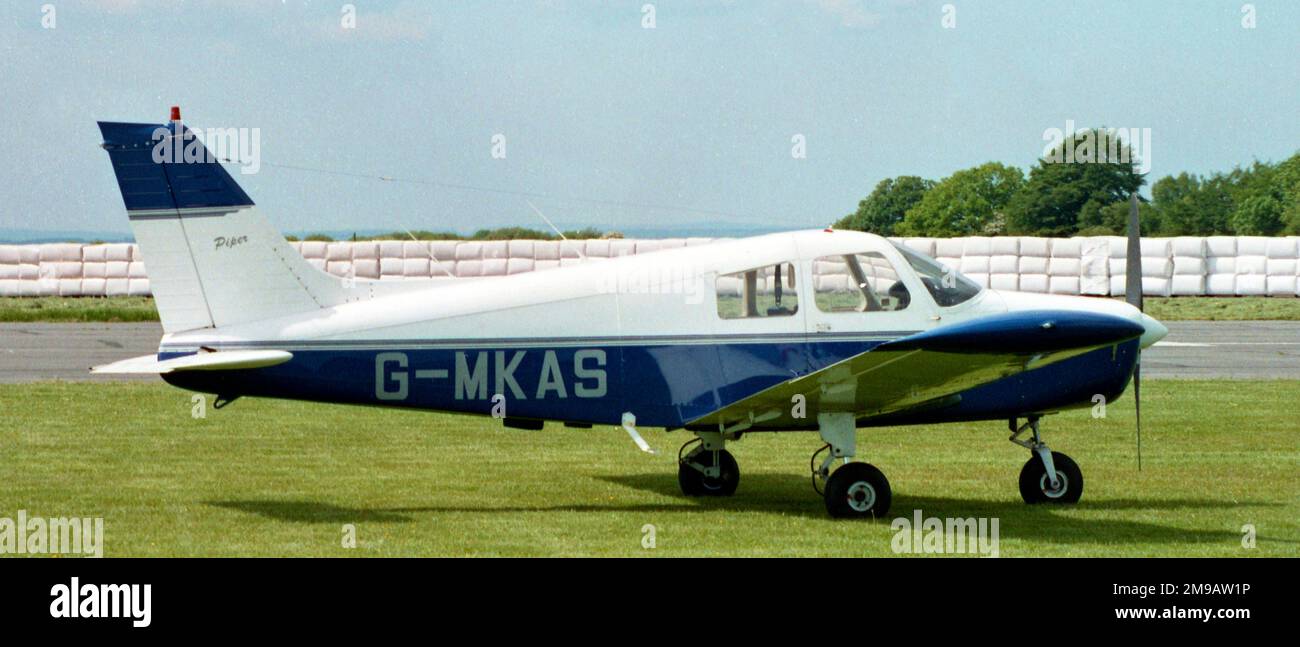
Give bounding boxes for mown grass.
[0,380,1295,557]
[0,297,158,322]
[1140,296,1300,321]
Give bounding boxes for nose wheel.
[1010,417,1084,504]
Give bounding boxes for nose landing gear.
[1010,416,1084,504]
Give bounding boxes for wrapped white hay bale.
[105,278,130,297]
[1265,237,1298,297]
[1204,236,1237,296]
[378,257,404,278]
[532,241,561,261]
[350,242,379,261]
[507,240,535,258]
[899,237,936,257]
[429,241,458,262]
[352,259,380,279]
[507,258,535,275]
[378,240,404,260]
[401,258,430,278]
[299,241,328,260]
[0,244,21,265]
[325,261,353,278]
[455,259,482,277]
[610,240,636,257]
[326,242,352,262]
[480,258,508,276]
[559,240,585,259]
[1235,237,1269,296]
[1079,237,1111,296]
[480,240,509,260]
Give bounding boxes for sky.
[1,0,1298,239]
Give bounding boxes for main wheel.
[1019,451,1083,504]
[678,449,739,497]
[823,462,891,519]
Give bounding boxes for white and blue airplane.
[93,109,1167,518]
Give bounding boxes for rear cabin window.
[716,263,799,319]
[812,252,911,312]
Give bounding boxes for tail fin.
[98,111,349,333]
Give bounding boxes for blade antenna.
[1126,192,1143,470]
[527,199,587,261]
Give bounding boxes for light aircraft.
[93,109,1167,518]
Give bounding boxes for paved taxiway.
[0,321,1296,383]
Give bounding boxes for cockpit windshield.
[889,241,983,307]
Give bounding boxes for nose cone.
[1139,313,1168,349]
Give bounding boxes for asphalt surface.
[0,321,1297,383]
[1143,321,1300,380]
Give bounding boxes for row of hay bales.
[1,236,1298,297]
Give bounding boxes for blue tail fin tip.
[98,119,254,213]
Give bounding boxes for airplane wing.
[688,310,1145,430]
[91,349,293,374]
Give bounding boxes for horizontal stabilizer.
[91,350,292,375]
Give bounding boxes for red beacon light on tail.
[170,106,181,122]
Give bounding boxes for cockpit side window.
[716,263,799,319]
[889,241,982,307]
[813,252,911,312]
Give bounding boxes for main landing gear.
[812,412,891,519]
[674,414,1081,517]
[677,432,740,496]
[1009,416,1084,504]
[676,414,892,518]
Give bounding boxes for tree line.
[834,129,1300,238]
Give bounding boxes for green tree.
[1231,195,1285,235]
[1006,128,1145,236]
[833,176,934,235]
[1075,199,1159,236]
[895,163,1023,236]
[1265,152,1300,234]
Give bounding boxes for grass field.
[0,297,158,322]
[1140,296,1300,321]
[1,380,1296,557]
[3,295,1298,322]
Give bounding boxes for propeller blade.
[1127,191,1143,470]
[1134,361,1142,471]
[1126,192,1143,311]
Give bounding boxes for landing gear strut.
[1009,416,1083,504]
[678,431,739,496]
[813,413,891,519]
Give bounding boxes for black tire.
[1019,451,1083,504]
[678,449,739,497]
[823,462,891,519]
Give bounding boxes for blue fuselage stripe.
[159,337,1139,429]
